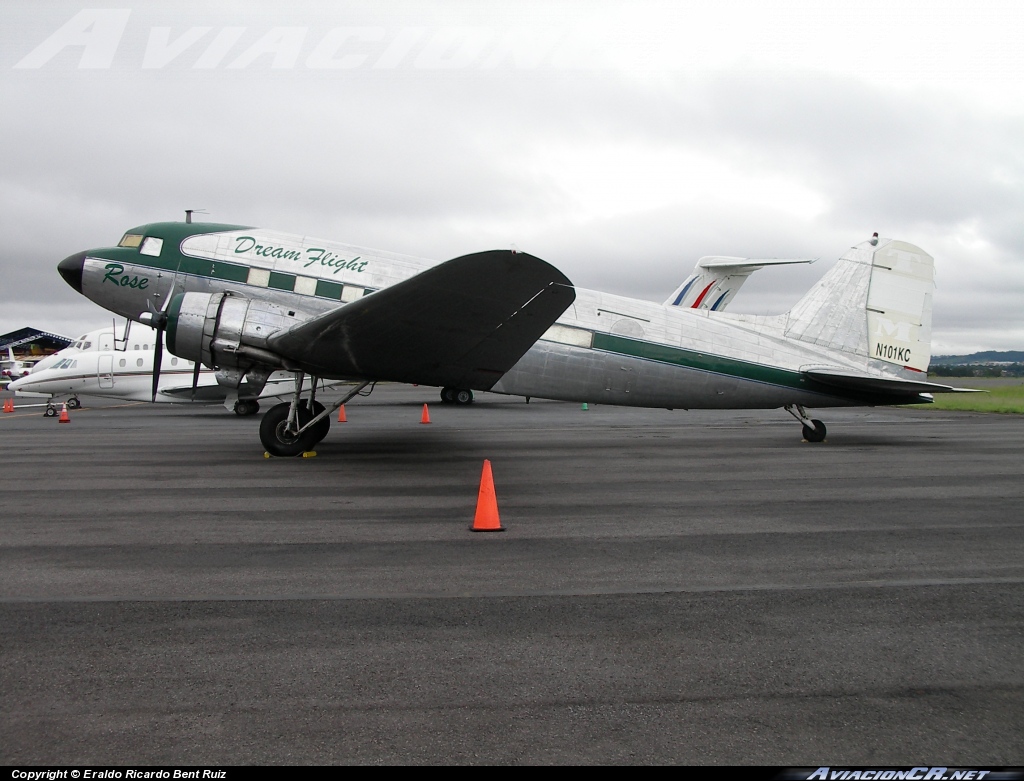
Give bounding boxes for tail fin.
[785,237,934,372]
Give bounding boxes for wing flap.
[268,250,575,389]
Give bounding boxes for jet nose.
[57,251,86,293]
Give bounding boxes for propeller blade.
[191,359,202,401]
[151,327,164,402]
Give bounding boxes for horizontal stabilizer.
[697,256,816,270]
[666,256,816,311]
[803,367,981,395]
[268,250,575,389]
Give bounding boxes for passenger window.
[137,358,143,367]
[119,359,126,367]
[140,237,163,257]
[171,357,178,366]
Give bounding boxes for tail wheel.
[259,402,319,457]
[802,420,827,443]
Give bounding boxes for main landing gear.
[440,387,474,405]
[785,404,827,443]
[259,375,371,457]
[44,396,81,416]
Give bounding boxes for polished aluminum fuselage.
[71,225,904,411]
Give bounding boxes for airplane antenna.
[185,209,208,224]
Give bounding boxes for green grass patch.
[910,378,1024,413]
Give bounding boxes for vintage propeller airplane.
[56,221,969,455]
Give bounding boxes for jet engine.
[165,291,308,392]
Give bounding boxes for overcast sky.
[2,0,1022,354]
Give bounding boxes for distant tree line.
[930,363,1024,377]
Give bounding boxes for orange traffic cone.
[420,403,431,424]
[58,403,70,423]
[2,398,11,413]
[470,459,505,532]
[337,404,347,423]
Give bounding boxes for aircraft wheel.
[234,399,260,416]
[303,399,331,443]
[66,397,81,410]
[454,389,474,405]
[44,405,57,418]
[440,387,455,404]
[259,402,318,457]
[802,420,827,443]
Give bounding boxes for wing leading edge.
[268,250,575,389]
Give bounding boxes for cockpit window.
[140,237,163,257]
[118,234,144,248]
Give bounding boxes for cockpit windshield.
[118,233,144,248]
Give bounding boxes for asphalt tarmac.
[1,385,1022,764]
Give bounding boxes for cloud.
[1,1,1022,353]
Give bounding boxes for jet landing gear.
[785,404,827,443]
[45,397,81,416]
[440,387,474,405]
[259,376,371,457]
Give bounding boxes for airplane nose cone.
[57,251,86,293]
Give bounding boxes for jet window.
[140,237,163,257]
[119,359,126,367]
[171,357,178,366]
[137,358,144,367]
[118,234,144,248]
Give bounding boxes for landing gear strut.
[785,404,827,443]
[259,375,371,457]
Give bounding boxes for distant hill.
[932,351,1024,366]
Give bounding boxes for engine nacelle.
[165,292,308,389]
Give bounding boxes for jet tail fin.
[785,238,935,373]
[666,256,815,311]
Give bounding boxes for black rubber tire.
[66,397,81,410]
[440,387,455,404]
[303,399,330,444]
[454,389,474,405]
[802,419,827,443]
[234,399,260,416]
[44,406,57,418]
[259,402,318,457]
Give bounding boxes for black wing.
[268,250,575,389]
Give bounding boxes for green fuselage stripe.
[591,332,807,391]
